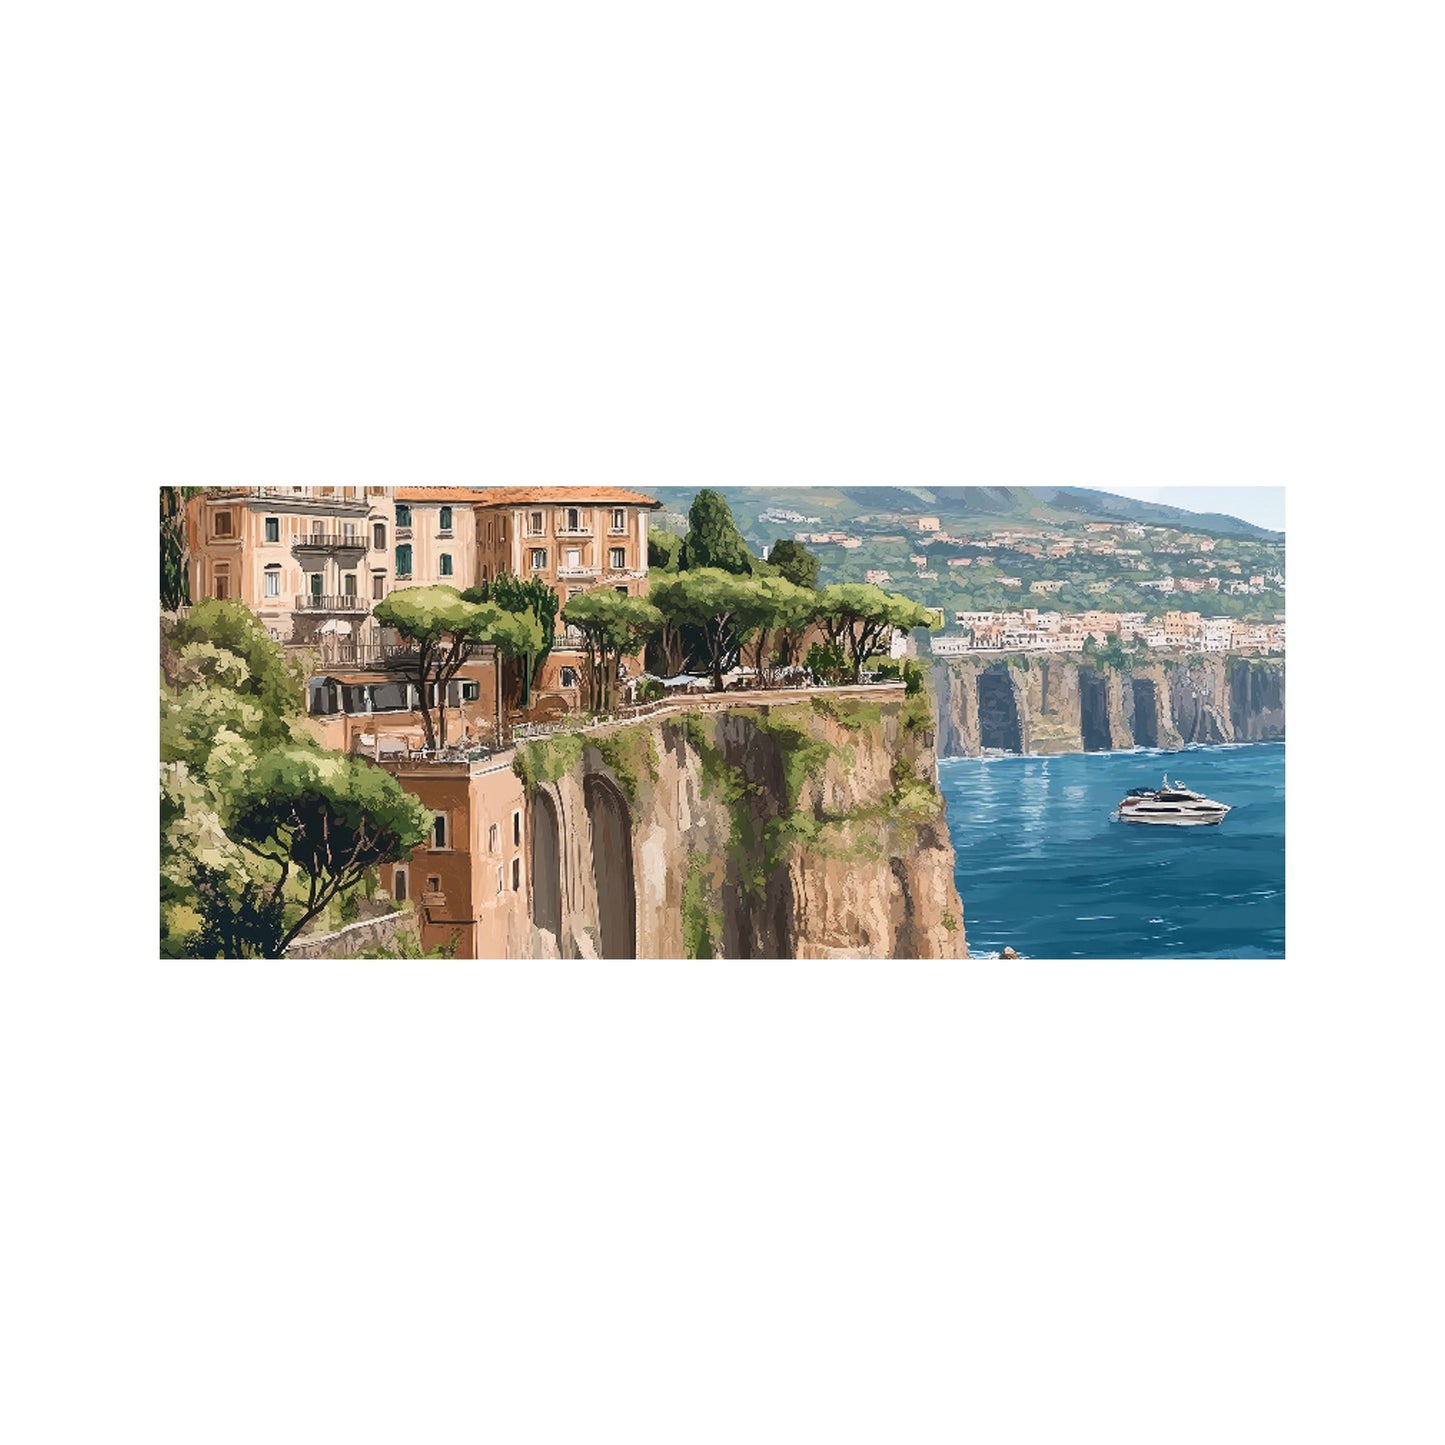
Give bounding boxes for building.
[376,753,531,957]
[914,517,941,532]
[998,576,1022,588]
[1028,579,1067,595]
[393,487,482,589]
[186,486,394,643]
[1163,609,1204,642]
[864,569,892,585]
[471,486,661,713]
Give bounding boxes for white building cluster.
[933,607,1285,657]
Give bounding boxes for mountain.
[650,486,1283,543]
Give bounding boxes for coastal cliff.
[512,692,967,959]
[932,654,1285,758]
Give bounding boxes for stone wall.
[285,907,421,959]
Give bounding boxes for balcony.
[556,525,593,537]
[557,565,599,579]
[295,594,371,612]
[292,531,368,555]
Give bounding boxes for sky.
[1104,487,1285,532]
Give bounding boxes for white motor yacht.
[1112,774,1231,826]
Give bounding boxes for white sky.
[1104,487,1285,532]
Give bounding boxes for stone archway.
[531,789,563,945]
[584,775,637,959]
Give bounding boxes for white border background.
[5,3,1440,1441]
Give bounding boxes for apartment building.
[392,488,482,589]
[186,486,394,642]
[472,487,661,712]
[376,754,531,957]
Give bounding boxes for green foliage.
[680,489,755,573]
[159,486,203,609]
[595,726,661,804]
[941,912,959,933]
[648,530,683,572]
[512,732,587,795]
[561,590,662,713]
[811,695,883,731]
[635,676,666,702]
[750,707,836,812]
[649,568,761,688]
[806,640,851,685]
[815,584,939,682]
[464,573,560,702]
[767,539,820,590]
[160,607,430,958]
[682,854,723,959]
[873,658,927,695]
[358,929,460,959]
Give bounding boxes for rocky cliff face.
[932,655,1285,757]
[513,692,967,959]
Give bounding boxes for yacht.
[1112,774,1231,827]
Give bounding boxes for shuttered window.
[395,543,413,577]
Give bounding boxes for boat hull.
[1118,809,1229,826]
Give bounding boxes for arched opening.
[977,667,1024,753]
[530,790,563,944]
[585,776,636,959]
[1080,670,1112,751]
[1131,678,1159,748]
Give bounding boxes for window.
[560,666,578,688]
[500,518,507,542]
[615,585,629,596]
[439,553,453,576]
[393,868,407,903]
[488,823,499,853]
[565,547,581,568]
[343,521,357,538]
[396,504,412,527]
[486,521,493,543]
[263,569,280,598]
[343,573,357,596]
[531,548,547,570]
[461,681,479,701]
[426,875,441,894]
[529,511,543,535]
[214,575,229,599]
[396,543,413,577]
[439,506,453,531]
[566,507,581,530]
[496,866,504,895]
[511,858,521,891]
[432,812,448,849]
[610,548,626,570]
[264,517,280,543]
[371,682,408,711]
[373,522,386,550]
[213,511,233,537]
[513,810,522,846]
[612,508,626,531]
[372,572,385,600]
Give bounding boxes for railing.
[292,531,367,552]
[557,566,599,579]
[556,525,593,536]
[313,640,422,668]
[295,594,371,612]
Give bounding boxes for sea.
[938,741,1285,958]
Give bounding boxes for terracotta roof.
[394,486,660,508]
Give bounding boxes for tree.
[463,574,559,708]
[679,489,754,574]
[374,586,542,748]
[561,590,662,714]
[159,603,433,958]
[650,568,761,691]
[738,574,817,684]
[160,487,204,609]
[224,749,432,956]
[816,584,939,682]
[648,530,683,573]
[766,539,820,590]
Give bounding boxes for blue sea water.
[938,742,1285,958]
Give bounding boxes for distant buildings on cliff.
[931,606,1285,657]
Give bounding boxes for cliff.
[512,692,967,959]
[932,654,1285,757]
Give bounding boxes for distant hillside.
[651,486,1283,543]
